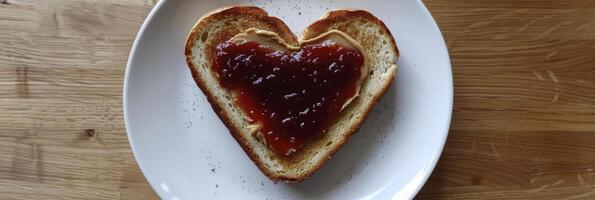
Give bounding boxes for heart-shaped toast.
[185,6,398,182]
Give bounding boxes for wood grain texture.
[0,0,158,199]
[1,0,594,199]
[418,0,595,199]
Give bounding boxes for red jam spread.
[213,40,364,155]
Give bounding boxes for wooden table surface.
[1,0,594,199]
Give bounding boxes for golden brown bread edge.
[185,6,398,183]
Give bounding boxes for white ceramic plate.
[124,0,452,199]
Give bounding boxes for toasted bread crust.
[185,6,398,182]
[291,9,399,182]
[302,9,398,59]
[185,6,300,182]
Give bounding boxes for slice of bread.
[185,6,398,183]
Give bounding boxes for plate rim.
[123,0,168,197]
[123,0,453,198]
[405,0,453,197]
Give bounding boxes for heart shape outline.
[185,6,398,182]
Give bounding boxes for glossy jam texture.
[213,40,364,155]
